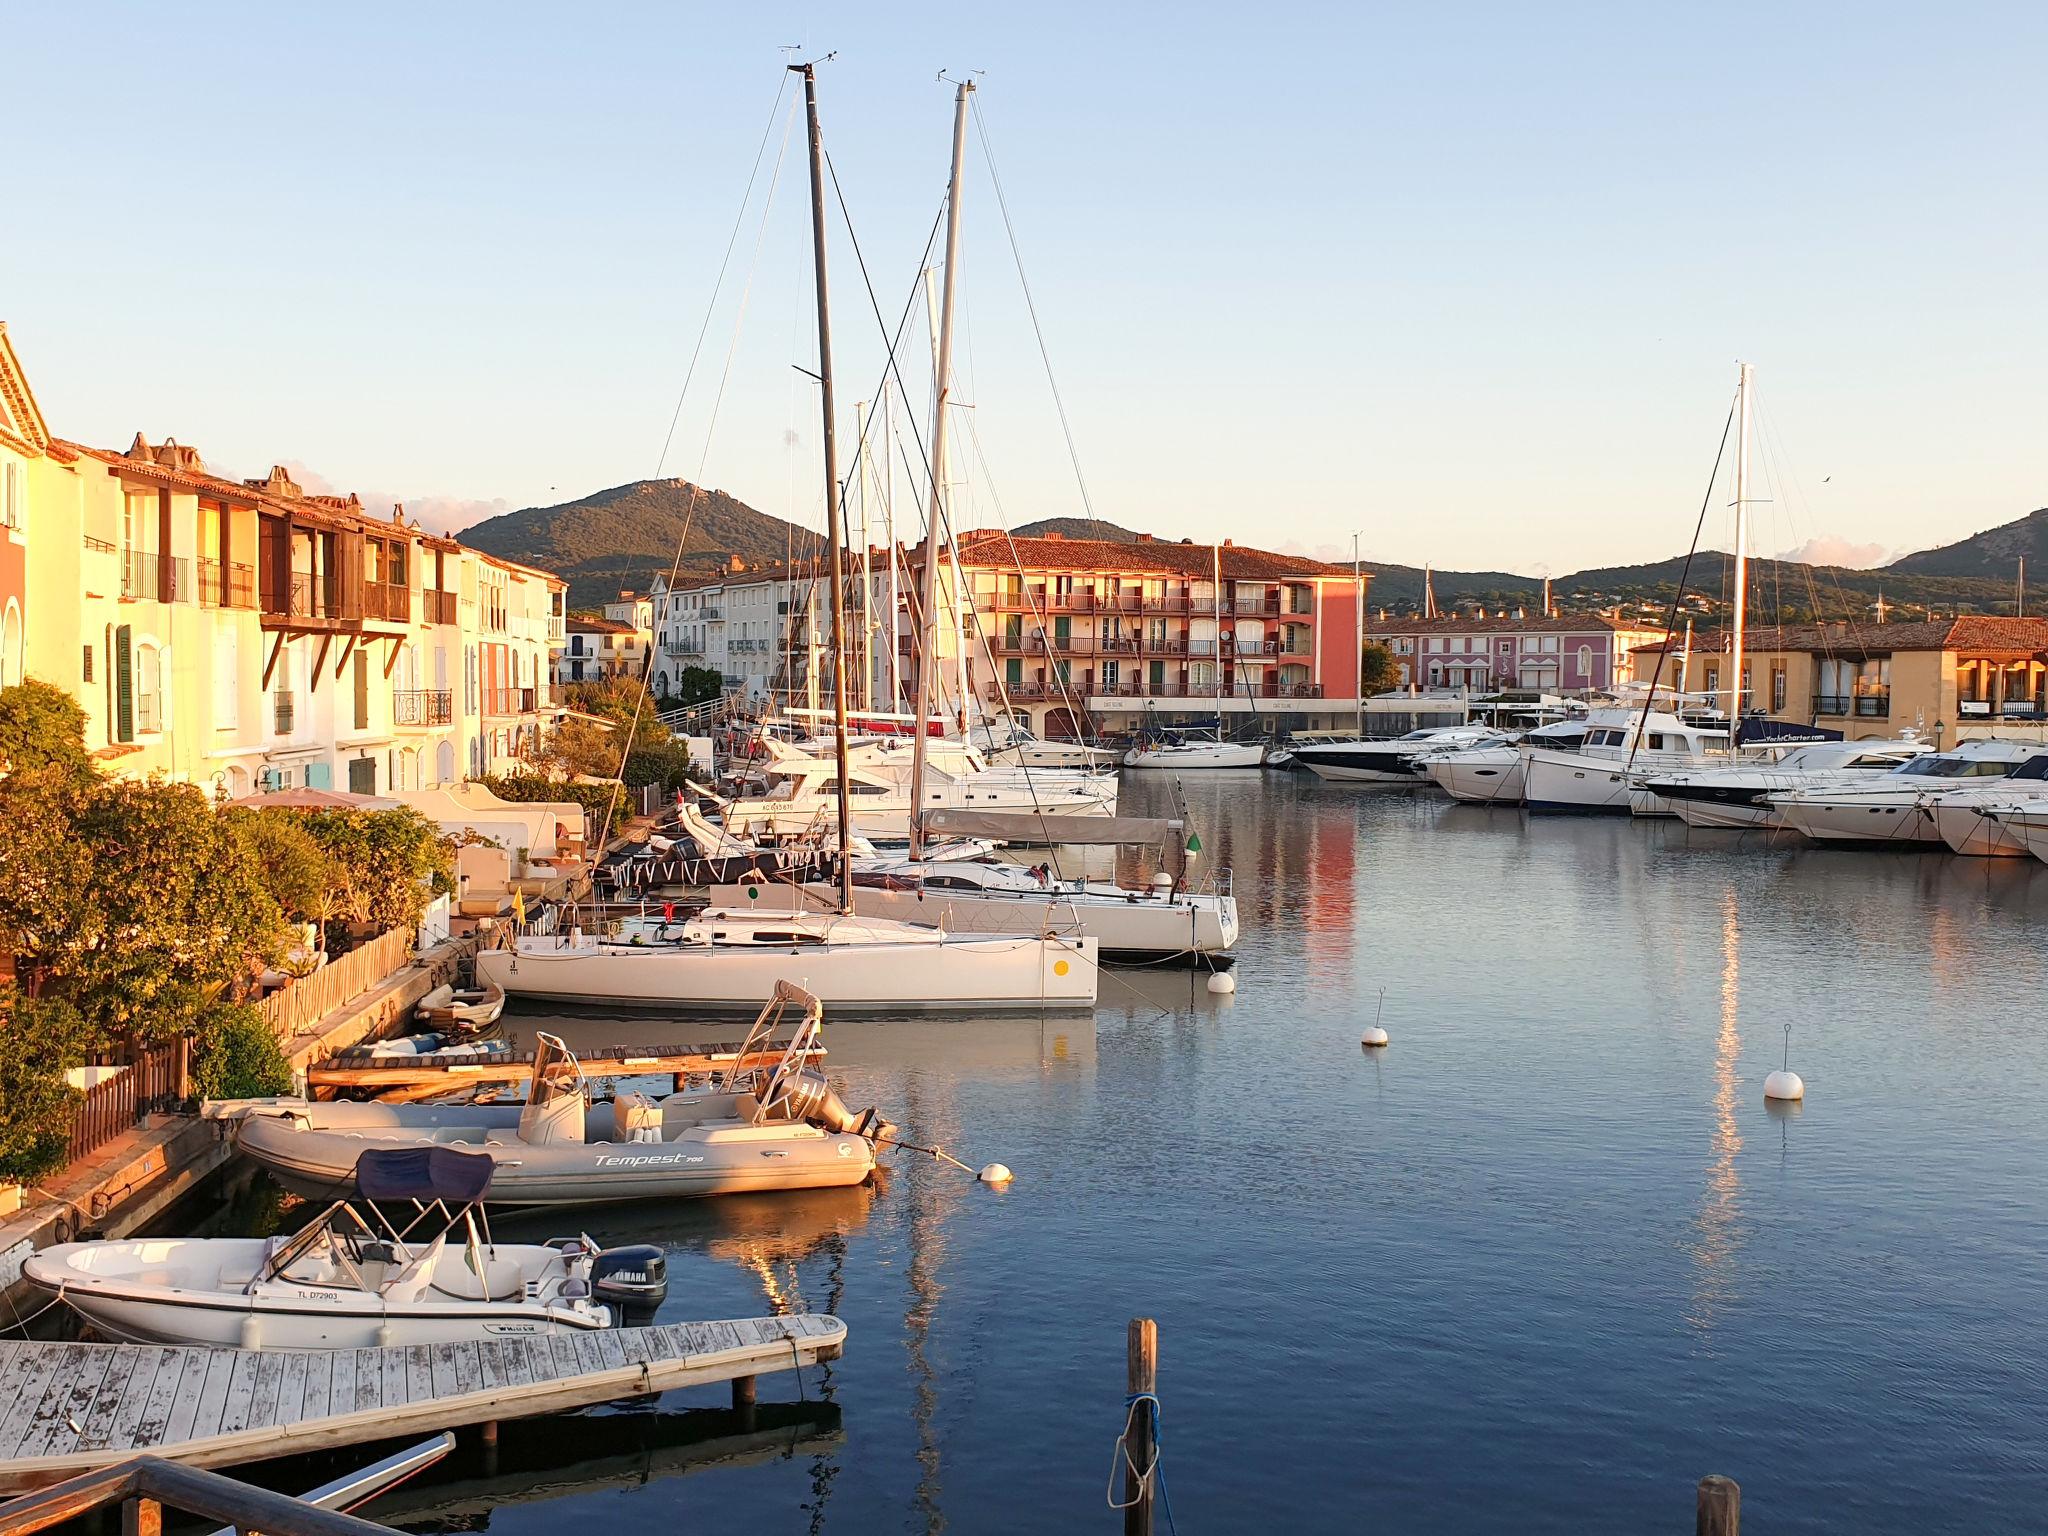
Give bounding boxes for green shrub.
[475,772,624,831]
[190,1002,295,1101]
[0,993,86,1182]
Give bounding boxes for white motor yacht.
[1419,721,1587,804]
[1642,738,1928,830]
[1764,739,2048,844]
[1979,802,2048,866]
[1293,726,1504,784]
[1523,707,1731,814]
[1922,754,2048,855]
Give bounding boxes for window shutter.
[305,761,332,790]
[114,625,134,742]
[353,651,369,729]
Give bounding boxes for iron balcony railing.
[1813,692,1890,718]
[197,558,257,608]
[393,689,454,726]
[119,550,192,602]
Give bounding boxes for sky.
[6,2,2045,574]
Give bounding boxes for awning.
[923,810,1182,845]
[355,1145,495,1203]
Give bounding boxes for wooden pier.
[307,1039,821,1101]
[0,1314,845,1494]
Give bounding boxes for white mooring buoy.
[978,1163,1013,1185]
[1361,986,1389,1048]
[1206,971,1236,994]
[1764,1022,1805,1101]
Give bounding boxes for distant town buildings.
[1368,612,1665,695]
[0,324,566,794]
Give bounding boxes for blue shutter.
[305,761,333,790]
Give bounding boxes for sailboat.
[483,65,1097,1014]
[1123,540,1265,768]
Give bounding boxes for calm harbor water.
[189,773,2048,1533]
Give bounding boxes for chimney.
[1043,531,1064,541]
[1514,606,1526,619]
[1221,538,1234,547]
[1136,533,1154,542]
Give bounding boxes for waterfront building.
[650,560,831,707]
[1627,619,2048,744]
[0,324,566,793]
[883,530,1373,738]
[558,615,640,684]
[1368,612,1664,695]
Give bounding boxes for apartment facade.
[883,530,1371,737]
[0,323,566,793]
[558,616,639,684]
[649,562,828,706]
[1628,619,2048,744]
[1368,613,1663,695]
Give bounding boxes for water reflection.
[1689,887,1744,1335]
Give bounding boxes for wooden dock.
[307,1039,821,1100]
[0,1314,845,1493]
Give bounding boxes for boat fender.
[240,1314,263,1350]
[591,1245,668,1325]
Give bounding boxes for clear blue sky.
[7,2,2044,573]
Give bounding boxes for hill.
[1012,516,1147,542]
[458,479,816,608]
[1886,507,2048,580]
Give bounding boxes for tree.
[189,1000,295,1100]
[673,665,724,706]
[292,809,454,936]
[0,992,87,1181]
[1361,643,1401,695]
[0,680,91,777]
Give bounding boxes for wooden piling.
[731,1375,757,1410]
[1697,1475,1740,1536]
[1123,1318,1157,1536]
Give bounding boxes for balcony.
[273,691,295,735]
[393,689,454,727]
[264,569,337,622]
[483,687,538,716]
[362,581,412,624]
[664,642,704,660]
[120,550,192,602]
[1813,692,1890,719]
[424,589,459,625]
[700,606,724,621]
[197,558,256,608]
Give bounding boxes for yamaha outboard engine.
[773,1067,892,1142]
[591,1245,668,1325]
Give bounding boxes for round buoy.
[1206,972,1236,994]
[978,1163,1013,1185]
[1361,1027,1389,1048]
[1763,1069,1804,1101]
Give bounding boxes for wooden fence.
[66,1041,185,1165]
[256,928,415,1042]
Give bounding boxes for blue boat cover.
[354,1145,495,1203]
[1735,716,1843,746]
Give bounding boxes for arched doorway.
[1042,706,1086,742]
[0,600,21,688]
[437,740,456,785]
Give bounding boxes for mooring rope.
[1105,1390,1179,1533]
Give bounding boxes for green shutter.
[114,625,133,742]
[305,761,332,790]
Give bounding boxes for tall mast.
[1353,531,1365,737]
[884,383,900,708]
[1728,361,1752,723]
[909,79,973,858]
[1213,539,1224,727]
[792,61,855,912]
[856,398,874,710]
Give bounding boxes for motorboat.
[1522,706,1731,814]
[477,905,1097,1012]
[1294,726,1505,784]
[709,835,1237,968]
[1641,738,1929,830]
[1921,753,2048,855]
[1980,801,2048,866]
[23,1144,668,1347]
[1764,739,2048,844]
[1121,733,1265,769]
[1419,722,1586,804]
[217,989,899,1205]
[415,979,506,1030]
[968,718,1123,770]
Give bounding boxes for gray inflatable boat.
[218,986,895,1208]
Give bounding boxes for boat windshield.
[527,1033,584,1108]
[1897,754,2016,778]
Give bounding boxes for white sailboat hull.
[1121,742,1265,769]
[477,931,1098,1012]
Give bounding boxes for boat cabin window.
[752,930,824,945]
[1849,752,1910,769]
[1900,754,2017,778]
[2005,755,2048,781]
[1585,728,1626,748]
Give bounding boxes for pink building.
[1368,614,1657,695]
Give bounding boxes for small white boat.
[415,979,506,1029]
[23,1145,667,1348]
[1121,736,1265,769]
[1296,726,1504,784]
[1420,722,1586,804]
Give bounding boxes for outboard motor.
[591,1244,668,1325]
[771,1067,891,1141]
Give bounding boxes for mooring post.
[1697,1475,1740,1536]
[733,1373,757,1410]
[1124,1318,1158,1536]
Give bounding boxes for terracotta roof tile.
[1370,614,1641,635]
[1629,619,2048,656]
[950,529,1356,582]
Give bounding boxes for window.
[135,642,162,733]
[1,461,20,530]
[1577,644,1594,679]
[348,757,376,795]
[82,644,94,684]
[1771,666,1788,713]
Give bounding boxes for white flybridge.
[1642,737,1930,829]
[1764,739,2048,843]
[492,68,1097,1015]
[1522,702,1732,812]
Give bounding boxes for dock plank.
[273,1352,310,1426]
[450,1342,483,1396]
[548,1336,580,1381]
[592,1333,628,1372]
[300,1349,333,1421]
[427,1344,461,1400]
[19,1344,112,1460]
[404,1345,434,1405]
[215,1352,264,1436]
[103,1349,174,1452]
[473,1341,504,1392]
[71,1345,144,1451]
[0,1348,65,1459]
[380,1345,408,1408]
[499,1340,534,1387]
[159,1350,224,1448]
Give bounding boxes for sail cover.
[921,810,1182,845]
[354,1145,495,1203]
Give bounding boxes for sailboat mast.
[792,61,856,912]
[1353,532,1365,737]
[857,398,874,711]
[1213,539,1225,729]
[909,79,973,859]
[1728,361,1752,724]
